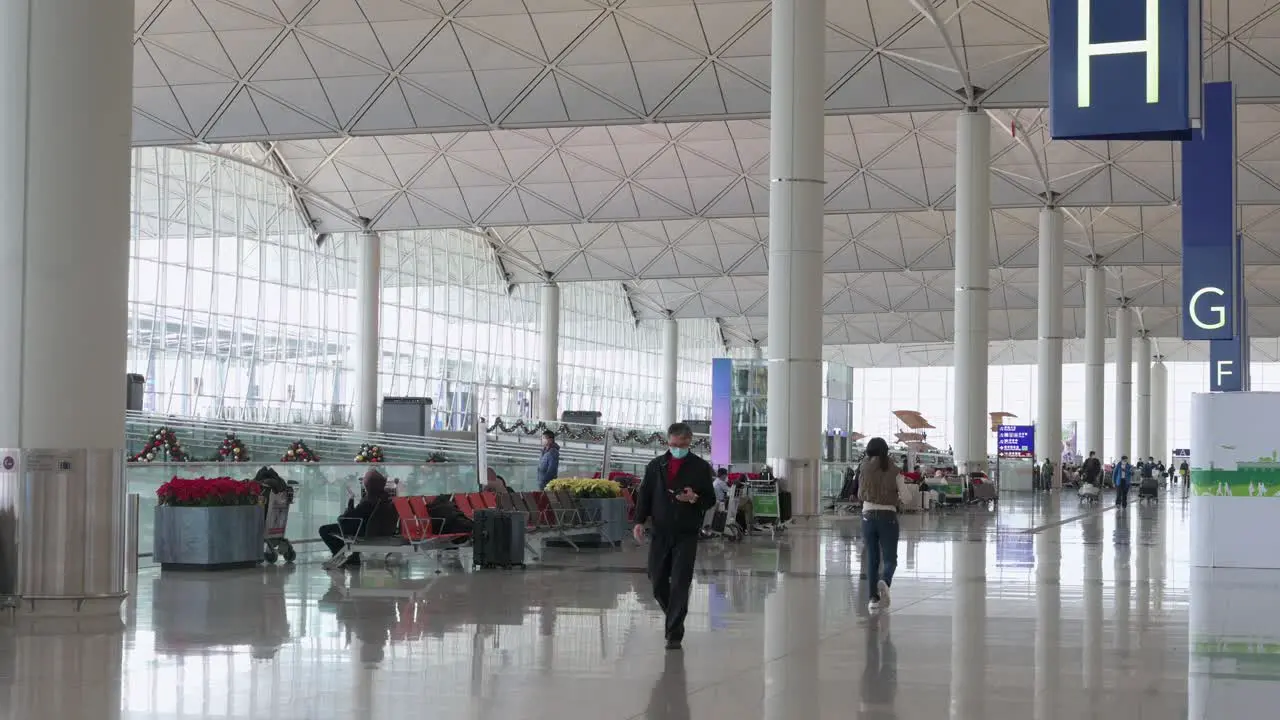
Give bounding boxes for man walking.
[1113,455,1134,508]
[1082,451,1102,488]
[633,423,716,650]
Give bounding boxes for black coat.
[634,452,716,536]
[340,493,399,538]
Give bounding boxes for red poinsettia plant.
[156,476,262,507]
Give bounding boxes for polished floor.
[0,489,1270,719]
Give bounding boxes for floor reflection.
[0,492,1221,719]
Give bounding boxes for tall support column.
[1037,206,1064,478]
[539,282,560,422]
[752,342,764,361]
[765,0,825,517]
[354,232,381,433]
[661,316,679,427]
[1084,264,1107,458]
[0,0,133,616]
[1151,358,1168,462]
[1135,334,1152,461]
[953,111,992,473]
[1114,304,1134,461]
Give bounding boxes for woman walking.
[859,437,907,612]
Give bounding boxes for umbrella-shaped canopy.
[896,431,926,443]
[989,412,1017,432]
[893,410,935,429]
[848,432,866,442]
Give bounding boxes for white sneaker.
[877,580,892,609]
[867,598,881,613]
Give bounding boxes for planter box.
[578,497,628,545]
[154,504,265,570]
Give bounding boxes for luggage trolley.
[255,467,299,564]
[747,477,791,537]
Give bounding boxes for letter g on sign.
[1188,287,1227,330]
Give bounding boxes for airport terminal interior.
[3,0,1280,718]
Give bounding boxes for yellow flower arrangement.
[545,478,623,498]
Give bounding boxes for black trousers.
[648,531,699,641]
[319,518,363,556]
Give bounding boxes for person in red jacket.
[632,422,716,651]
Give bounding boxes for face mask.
[670,447,690,460]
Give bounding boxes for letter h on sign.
[1049,0,1200,140]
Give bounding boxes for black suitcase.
[779,491,792,522]
[709,508,729,533]
[472,508,527,568]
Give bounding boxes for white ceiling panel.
[134,0,1280,142]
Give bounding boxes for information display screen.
[997,425,1035,459]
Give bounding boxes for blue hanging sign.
[1209,233,1250,392]
[1049,0,1201,140]
[1181,82,1237,341]
[997,425,1035,459]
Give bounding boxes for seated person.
[713,468,731,505]
[711,468,756,532]
[484,467,510,493]
[320,469,399,562]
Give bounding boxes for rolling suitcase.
[1138,476,1159,501]
[472,508,527,569]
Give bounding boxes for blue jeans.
[1116,481,1131,505]
[862,510,900,598]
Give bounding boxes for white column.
[1135,334,1152,461]
[953,111,992,474]
[539,282,560,422]
[765,0,825,516]
[354,232,381,433]
[752,342,764,361]
[1036,206,1064,478]
[1114,305,1133,461]
[1151,359,1168,462]
[1084,264,1107,458]
[0,0,133,616]
[661,316,679,428]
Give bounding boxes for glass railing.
[128,462,478,565]
[820,464,847,499]
[127,457,653,567]
[487,463,601,492]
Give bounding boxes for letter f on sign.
[1216,360,1234,388]
[1078,0,1160,108]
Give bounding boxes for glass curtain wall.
[128,148,720,429]
[128,146,353,426]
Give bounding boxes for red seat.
[529,491,553,526]
[408,495,432,520]
[394,497,428,541]
[479,491,497,509]
[454,493,476,520]
[412,494,472,543]
[622,488,636,522]
[467,492,488,512]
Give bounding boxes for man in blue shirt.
[537,430,560,489]
[1112,455,1134,508]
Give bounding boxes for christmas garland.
[130,427,189,463]
[214,433,250,462]
[485,418,711,451]
[355,443,384,463]
[281,440,319,463]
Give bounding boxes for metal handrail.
[124,411,660,473]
